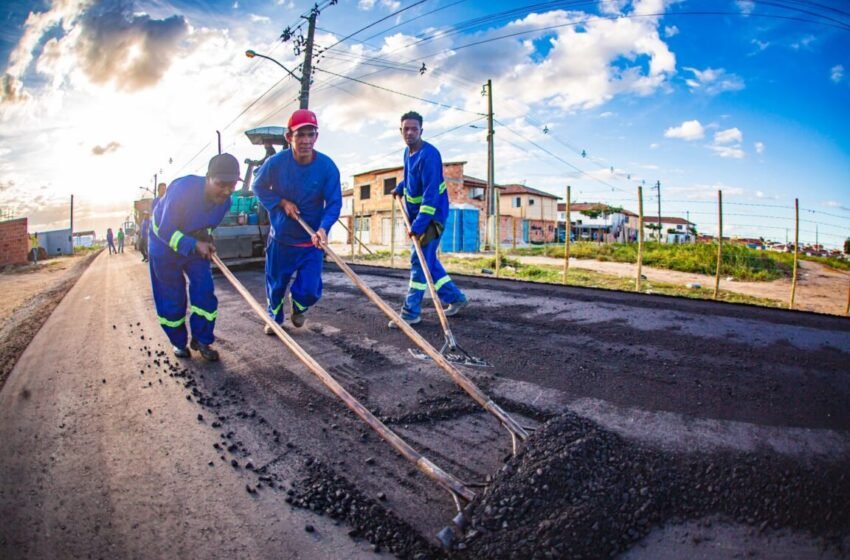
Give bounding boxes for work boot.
[291,303,306,328]
[444,296,470,317]
[264,323,278,335]
[190,339,220,362]
[173,345,191,358]
[388,312,421,329]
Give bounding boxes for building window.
[354,216,370,232]
[528,198,535,206]
[360,184,371,200]
[383,177,396,195]
[513,197,521,208]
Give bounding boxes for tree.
[844,237,850,255]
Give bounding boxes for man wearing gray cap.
[148,153,239,361]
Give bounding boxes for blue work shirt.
[253,149,342,245]
[392,141,448,235]
[149,175,230,258]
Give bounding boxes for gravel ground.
[457,412,849,559]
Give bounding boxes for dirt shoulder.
[0,251,101,392]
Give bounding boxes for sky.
[1,0,849,248]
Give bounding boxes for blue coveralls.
[393,141,465,318]
[253,149,342,324]
[148,176,230,349]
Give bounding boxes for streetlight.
[139,186,155,198]
[245,50,301,81]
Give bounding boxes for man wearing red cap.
[253,109,342,331]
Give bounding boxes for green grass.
[521,242,793,281]
[439,254,781,307]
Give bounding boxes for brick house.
[497,184,559,244]
[0,217,30,266]
[342,161,490,247]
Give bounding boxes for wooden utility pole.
[485,80,495,250]
[350,210,356,260]
[69,195,74,254]
[790,198,800,309]
[654,180,662,242]
[563,185,570,285]
[713,190,723,300]
[494,184,501,277]
[636,185,644,291]
[390,196,396,268]
[299,9,317,109]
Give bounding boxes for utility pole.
[652,180,661,242]
[299,8,318,109]
[484,79,495,250]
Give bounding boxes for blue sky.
[1,0,848,248]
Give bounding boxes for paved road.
[1,250,848,559]
[0,252,378,559]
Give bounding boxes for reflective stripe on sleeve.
[439,181,446,194]
[169,230,184,252]
[420,205,436,215]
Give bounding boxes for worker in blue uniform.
[253,109,342,332]
[390,110,469,327]
[148,153,239,360]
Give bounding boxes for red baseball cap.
[288,109,319,132]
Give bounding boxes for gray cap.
[207,153,241,182]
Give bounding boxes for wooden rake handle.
[293,216,529,445]
[211,253,475,503]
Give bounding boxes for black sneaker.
[190,339,220,361]
[173,345,191,358]
[444,297,470,317]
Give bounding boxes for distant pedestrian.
[29,232,39,264]
[106,228,116,255]
[117,228,125,253]
[389,110,469,328]
[139,212,151,262]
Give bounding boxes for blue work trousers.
[266,241,324,324]
[149,251,218,348]
[403,237,464,318]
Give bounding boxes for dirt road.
[519,254,850,315]
[1,251,848,559]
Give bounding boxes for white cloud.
[750,39,769,52]
[709,145,745,159]
[358,0,376,9]
[736,1,755,15]
[683,67,745,95]
[599,111,614,118]
[250,14,271,23]
[233,1,239,9]
[791,35,815,50]
[754,141,765,154]
[665,120,704,141]
[649,142,659,149]
[714,127,742,144]
[831,65,844,83]
[664,25,678,38]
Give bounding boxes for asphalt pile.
[288,457,443,559]
[457,412,850,559]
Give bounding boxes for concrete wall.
[0,217,29,266]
